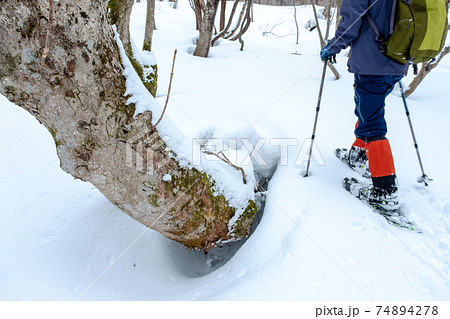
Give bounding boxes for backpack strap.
[366,0,399,53]
[366,15,385,52]
[388,0,399,35]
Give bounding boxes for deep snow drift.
[1,1,450,300]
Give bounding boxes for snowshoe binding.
[335,147,371,178]
[343,177,420,232]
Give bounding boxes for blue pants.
[354,74,403,139]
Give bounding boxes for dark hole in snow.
[166,170,275,278]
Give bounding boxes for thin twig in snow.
[155,49,177,127]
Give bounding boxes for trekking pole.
[398,81,432,186]
[304,0,332,177]
[304,61,328,177]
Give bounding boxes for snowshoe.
[343,177,421,232]
[343,177,399,210]
[335,147,371,178]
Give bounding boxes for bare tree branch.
[311,0,340,80]
[405,44,450,98]
[202,150,248,184]
[224,0,248,39]
[212,0,240,46]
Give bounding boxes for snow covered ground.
[1,1,450,300]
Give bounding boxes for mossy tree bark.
[193,0,220,57]
[112,0,158,98]
[0,0,256,251]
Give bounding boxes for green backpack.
[367,0,448,64]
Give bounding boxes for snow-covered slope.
[1,1,449,300]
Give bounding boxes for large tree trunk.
[0,0,256,251]
[193,0,220,57]
[143,0,156,51]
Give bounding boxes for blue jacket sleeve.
[328,0,370,54]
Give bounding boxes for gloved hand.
[320,44,336,64]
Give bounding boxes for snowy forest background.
[1,0,450,300]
